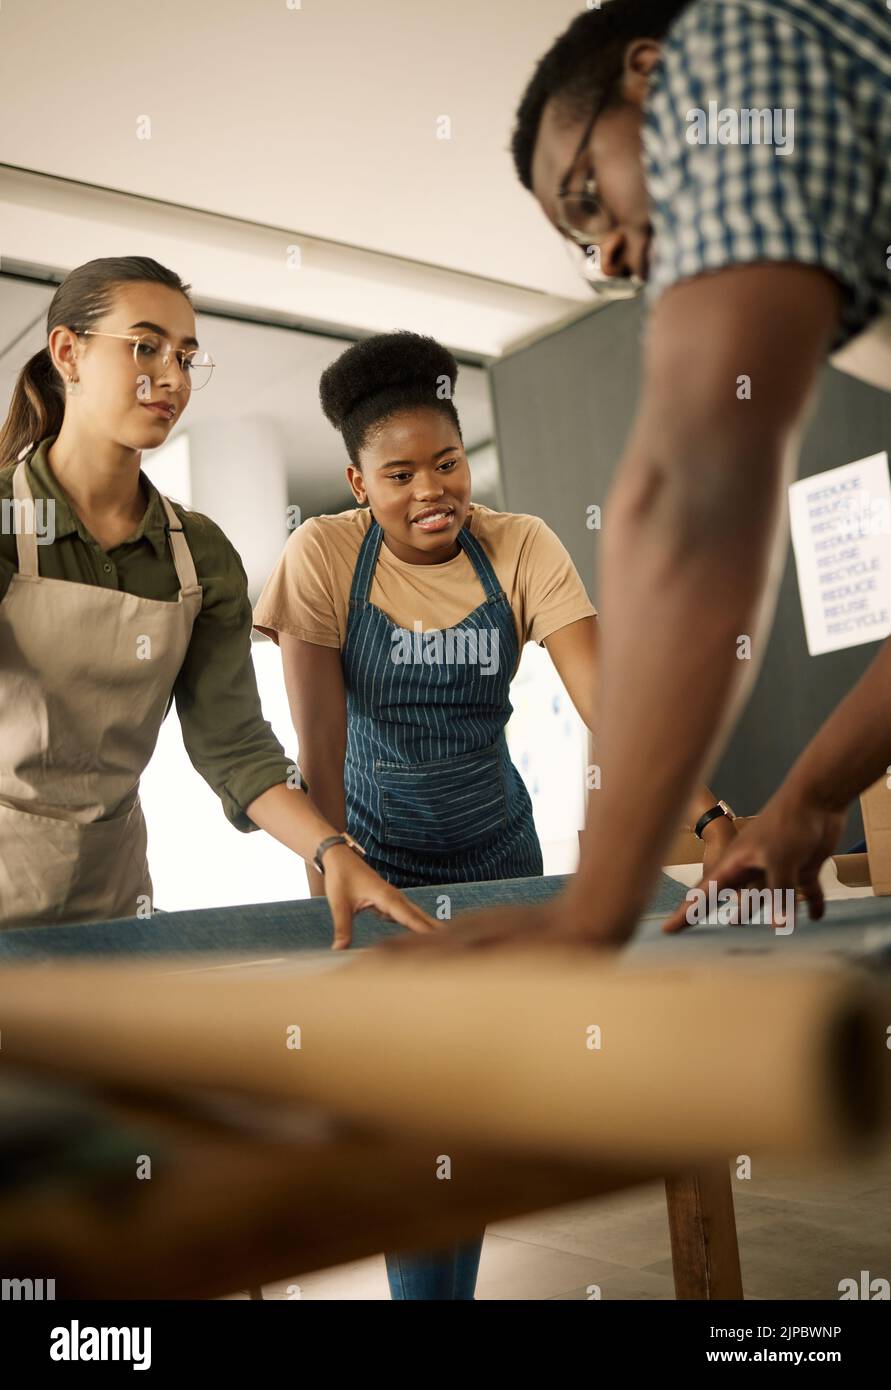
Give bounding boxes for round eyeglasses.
[77,329,215,390]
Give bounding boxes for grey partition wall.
[490,297,891,839]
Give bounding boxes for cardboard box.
[860,776,891,894]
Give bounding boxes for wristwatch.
[694,800,736,839]
[312,832,366,875]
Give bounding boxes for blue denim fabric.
[386,1235,484,1300]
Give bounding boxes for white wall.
[141,642,305,911]
[186,418,290,604]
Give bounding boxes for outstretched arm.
[377,263,841,959]
[663,631,891,933]
[279,634,348,898]
[250,633,434,948]
[543,615,737,869]
[558,262,842,942]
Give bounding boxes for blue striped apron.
[342,518,543,888]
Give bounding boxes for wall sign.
[789,452,891,655]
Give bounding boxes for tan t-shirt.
[253,504,596,659]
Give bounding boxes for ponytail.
[0,346,65,467]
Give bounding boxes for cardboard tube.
[0,950,888,1164]
[831,853,872,889]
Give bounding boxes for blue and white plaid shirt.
[643,0,891,352]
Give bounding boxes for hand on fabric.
[323,846,438,949]
[373,898,622,958]
[661,788,845,935]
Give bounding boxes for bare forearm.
[245,782,338,865]
[588,702,729,841]
[571,441,785,930]
[297,755,347,897]
[558,265,839,940]
[581,644,728,828]
[686,784,724,827]
[783,636,891,810]
[279,634,348,897]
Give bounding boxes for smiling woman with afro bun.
[256,327,603,893]
[254,327,605,1298]
[255,326,734,1298]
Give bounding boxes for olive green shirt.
[0,437,296,831]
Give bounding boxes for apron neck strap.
[349,517,385,608]
[159,495,200,594]
[12,462,199,595]
[456,524,502,602]
[11,460,39,578]
[348,513,503,609]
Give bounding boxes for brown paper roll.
[0,950,888,1164]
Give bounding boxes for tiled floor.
[226,1138,891,1300]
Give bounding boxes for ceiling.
[0,0,600,512]
[0,0,588,304]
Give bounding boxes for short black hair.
[511,0,693,191]
[319,331,462,467]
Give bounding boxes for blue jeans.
[385,1234,484,1300]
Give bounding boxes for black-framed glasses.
[556,95,611,248]
[77,330,215,390]
[555,91,643,299]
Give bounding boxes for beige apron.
[0,457,203,927]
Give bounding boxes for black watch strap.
[312,834,365,875]
[694,804,727,839]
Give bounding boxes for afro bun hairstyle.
[319,331,462,466]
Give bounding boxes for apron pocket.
[0,796,150,928]
[67,798,152,922]
[377,744,508,854]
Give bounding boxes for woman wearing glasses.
[0,255,435,940]
[253,331,736,1298]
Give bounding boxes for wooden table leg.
[665,1164,743,1299]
